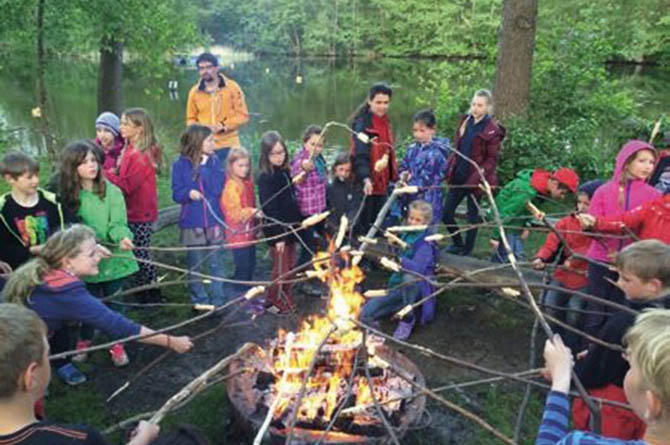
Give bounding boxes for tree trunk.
[97,36,123,115]
[35,0,56,159]
[494,0,538,120]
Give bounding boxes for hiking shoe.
[72,340,92,363]
[56,363,87,386]
[109,344,129,367]
[393,321,415,341]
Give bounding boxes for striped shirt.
[536,391,647,445]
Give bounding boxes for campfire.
[227,251,426,443]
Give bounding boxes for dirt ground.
[47,245,543,444]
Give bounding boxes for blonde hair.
[408,200,433,224]
[624,309,670,415]
[0,304,47,399]
[226,147,251,179]
[1,224,96,305]
[615,240,670,288]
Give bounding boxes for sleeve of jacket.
[65,288,141,339]
[352,119,371,182]
[186,89,199,126]
[222,181,255,224]
[224,80,249,131]
[401,243,435,275]
[535,218,565,261]
[171,160,194,204]
[107,186,134,243]
[491,182,532,240]
[105,153,147,196]
[594,204,647,234]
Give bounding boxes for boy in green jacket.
[490,167,578,263]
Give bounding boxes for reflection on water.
[0,56,667,159]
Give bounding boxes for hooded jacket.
[171,154,225,229]
[586,140,660,262]
[446,114,506,195]
[27,270,140,338]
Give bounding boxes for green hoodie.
[490,169,538,240]
[78,183,138,283]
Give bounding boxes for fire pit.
[226,253,426,444]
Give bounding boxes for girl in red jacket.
[221,147,261,312]
[105,108,162,301]
[349,83,397,234]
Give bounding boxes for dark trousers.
[50,327,73,369]
[230,246,256,296]
[360,194,387,235]
[582,262,626,337]
[442,187,480,254]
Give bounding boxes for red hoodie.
[104,143,158,223]
[535,214,590,289]
[594,194,670,243]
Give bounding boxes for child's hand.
[169,335,194,353]
[276,241,286,253]
[576,349,589,360]
[252,209,264,219]
[531,258,545,270]
[489,239,500,251]
[520,229,530,240]
[128,420,160,445]
[0,261,12,276]
[120,237,135,251]
[189,189,203,201]
[301,160,315,172]
[543,334,573,393]
[29,244,43,255]
[363,178,373,195]
[576,213,596,229]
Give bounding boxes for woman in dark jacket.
[443,89,505,256]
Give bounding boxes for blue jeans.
[230,246,256,297]
[541,280,586,350]
[187,245,227,306]
[360,279,421,324]
[490,233,526,263]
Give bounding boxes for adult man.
[186,52,249,166]
[0,304,159,445]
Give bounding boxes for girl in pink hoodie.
[582,140,659,338]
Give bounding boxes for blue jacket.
[171,155,225,229]
[27,270,140,339]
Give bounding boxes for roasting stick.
[254,333,295,445]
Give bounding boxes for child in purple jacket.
[360,200,438,340]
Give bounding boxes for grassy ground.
[0,144,558,443]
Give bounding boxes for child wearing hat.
[94,112,124,170]
[489,167,579,263]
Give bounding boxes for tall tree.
[494,0,538,119]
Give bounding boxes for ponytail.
[1,224,96,305]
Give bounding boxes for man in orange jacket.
[186,52,249,167]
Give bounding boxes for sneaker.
[56,363,87,386]
[109,344,129,367]
[393,321,415,341]
[72,340,92,363]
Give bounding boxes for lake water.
[0,55,667,159]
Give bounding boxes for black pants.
[442,187,480,254]
[582,262,626,338]
[50,327,73,369]
[360,194,386,235]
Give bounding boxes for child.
[650,147,670,194]
[221,147,260,311]
[490,167,579,263]
[577,188,670,244]
[0,152,66,272]
[349,83,398,234]
[443,89,505,256]
[257,131,303,314]
[326,153,363,237]
[360,200,438,340]
[570,240,670,440]
[396,109,449,224]
[582,140,659,337]
[171,124,226,306]
[0,304,160,445]
[94,111,124,170]
[2,225,193,386]
[105,108,162,301]
[538,308,670,444]
[532,180,602,350]
[58,140,139,366]
[291,125,328,269]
